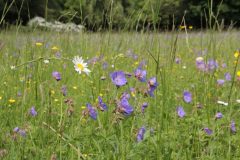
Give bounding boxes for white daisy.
[72,56,91,75]
[43,59,49,64]
[217,100,228,106]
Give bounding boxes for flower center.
[77,63,84,71]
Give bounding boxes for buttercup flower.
[137,126,146,142]
[110,71,127,87]
[72,56,91,75]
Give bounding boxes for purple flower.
[118,97,134,115]
[175,57,181,64]
[215,112,223,119]
[207,59,218,72]
[196,57,206,71]
[204,128,213,135]
[61,85,67,96]
[19,129,26,137]
[217,79,225,86]
[29,106,37,117]
[98,96,107,111]
[134,68,147,82]
[176,106,186,118]
[141,102,148,113]
[222,63,227,68]
[52,71,61,81]
[183,91,192,103]
[137,127,146,142]
[13,127,19,133]
[102,62,108,69]
[87,103,97,120]
[225,72,231,81]
[230,121,236,133]
[55,52,61,58]
[110,71,127,87]
[147,77,158,97]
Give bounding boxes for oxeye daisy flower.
[176,106,185,118]
[134,68,147,82]
[183,91,192,103]
[137,126,146,142]
[72,56,91,75]
[217,100,228,106]
[87,103,97,120]
[110,71,127,87]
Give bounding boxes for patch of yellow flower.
[234,51,239,58]
[51,46,59,51]
[9,98,16,103]
[0,96,2,100]
[35,42,43,46]
[237,71,240,77]
[73,86,78,90]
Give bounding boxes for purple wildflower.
[98,96,107,111]
[121,92,131,100]
[204,128,213,135]
[225,72,231,81]
[183,91,192,103]
[118,97,134,115]
[55,52,61,58]
[19,129,26,137]
[102,62,108,69]
[141,102,148,113]
[215,112,223,119]
[52,71,61,81]
[61,85,67,96]
[134,68,147,82]
[137,127,146,142]
[147,77,158,97]
[222,63,227,68]
[13,127,19,133]
[110,71,127,87]
[196,57,206,71]
[207,59,218,72]
[175,57,181,64]
[217,79,225,86]
[87,103,97,120]
[29,106,37,117]
[230,121,236,133]
[176,106,186,118]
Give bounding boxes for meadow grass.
[0,29,240,159]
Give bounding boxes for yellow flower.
[9,99,16,103]
[189,25,193,29]
[54,99,59,102]
[51,46,59,51]
[99,93,103,97]
[237,71,240,77]
[234,51,239,58]
[35,42,43,46]
[73,86,78,90]
[51,90,55,95]
[134,61,139,65]
[179,25,186,30]
[0,96,2,100]
[81,106,86,109]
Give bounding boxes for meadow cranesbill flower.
[225,72,231,81]
[137,126,146,142]
[52,71,61,81]
[117,97,134,115]
[110,71,127,87]
[176,106,185,118]
[134,68,147,82]
[61,85,67,96]
[141,102,148,113]
[19,129,26,137]
[196,57,206,71]
[29,106,37,116]
[87,103,97,120]
[217,79,225,86]
[183,91,192,103]
[230,121,236,133]
[204,128,213,135]
[121,92,130,100]
[175,57,181,64]
[207,59,218,72]
[217,100,228,106]
[147,77,158,97]
[72,56,91,75]
[13,127,19,133]
[215,112,223,119]
[98,96,107,111]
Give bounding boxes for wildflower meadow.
[0,29,240,159]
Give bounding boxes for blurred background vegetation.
[0,0,240,31]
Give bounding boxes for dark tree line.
[0,0,240,31]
